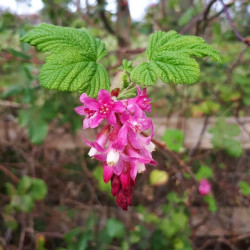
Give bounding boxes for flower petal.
[80,94,99,110]
[130,162,137,181]
[107,112,117,126]
[128,130,141,149]
[113,158,123,176]
[112,125,128,150]
[113,101,125,113]
[89,115,104,128]
[98,89,111,104]
[103,163,114,183]
[74,105,85,115]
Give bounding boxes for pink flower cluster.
[75,87,156,210]
[198,179,211,196]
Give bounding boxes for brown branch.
[0,164,19,183]
[0,100,28,109]
[225,45,248,84]
[189,116,209,157]
[207,1,235,22]
[118,47,146,54]
[25,228,64,239]
[219,0,250,45]
[230,232,250,242]
[96,0,115,35]
[141,133,196,180]
[180,0,217,34]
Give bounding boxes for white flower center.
[131,121,142,133]
[137,163,146,173]
[99,104,109,115]
[88,147,97,157]
[145,142,155,152]
[107,149,119,166]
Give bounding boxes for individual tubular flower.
[74,89,125,128]
[127,86,151,113]
[75,87,156,210]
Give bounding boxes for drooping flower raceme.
[75,87,156,210]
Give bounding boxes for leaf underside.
[21,23,110,97]
[131,30,222,86]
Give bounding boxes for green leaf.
[224,138,243,157]
[1,85,23,99]
[239,181,250,195]
[150,170,169,186]
[37,235,46,250]
[204,195,217,212]
[160,212,187,237]
[5,183,17,198]
[19,108,49,144]
[21,23,110,97]
[76,231,92,250]
[131,30,221,86]
[106,218,125,239]
[3,214,18,230]
[64,227,82,243]
[178,7,195,26]
[195,165,213,181]
[9,48,31,59]
[120,59,133,73]
[162,129,184,152]
[29,178,48,200]
[93,167,111,196]
[29,117,49,145]
[11,195,34,212]
[209,119,243,157]
[118,87,137,100]
[17,176,32,195]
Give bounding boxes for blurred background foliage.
[0,0,250,249]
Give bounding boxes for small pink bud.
[103,163,113,183]
[120,173,130,189]
[111,176,121,196]
[199,179,211,196]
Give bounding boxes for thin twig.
[142,133,196,180]
[225,45,248,84]
[180,0,217,34]
[25,228,64,239]
[0,164,19,183]
[219,0,250,45]
[189,116,209,157]
[0,100,28,109]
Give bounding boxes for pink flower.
[74,89,125,128]
[128,87,151,113]
[75,87,156,210]
[199,179,211,196]
[116,106,154,150]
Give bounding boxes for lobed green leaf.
[131,30,222,86]
[21,23,110,97]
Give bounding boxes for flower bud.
[111,175,121,196]
[120,173,130,189]
[199,179,211,196]
[103,163,113,183]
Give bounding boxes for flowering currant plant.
[21,24,221,210]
